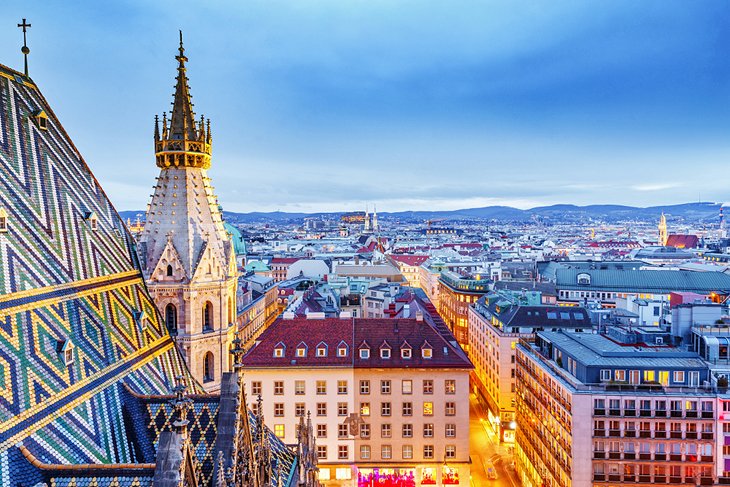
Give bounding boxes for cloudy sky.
[2,1,730,213]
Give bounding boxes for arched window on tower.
[228,297,233,324]
[203,352,214,383]
[203,302,213,332]
[166,264,173,277]
[165,303,177,334]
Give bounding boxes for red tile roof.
[389,254,429,267]
[666,234,699,249]
[242,317,472,370]
[271,257,301,264]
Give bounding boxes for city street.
[469,393,520,487]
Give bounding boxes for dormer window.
[316,342,328,357]
[134,310,148,331]
[381,348,391,359]
[84,211,98,231]
[273,342,286,358]
[296,342,308,357]
[57,339,74,366]
[359,348,370,359]
[32,109,48,131]
[337,341,349,357]
[0,208,7,233]
[401,348,412,359]
[577,273,591,286]
[422,346,433,359]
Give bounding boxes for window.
[273,381,284,395]
[203,352,214,383]
[166,264,173,277]
[337,380,348,394]
[380,347,391,359]
[335,468,352,480]
[273,345,284,358]
[296,344,307,357]
[360,445,371,460]
[445,402,456,416]
[381,423,391,438]
[274,403,284,417]
[361,402,370,416]
[381,402,391,416]
[203,302,213,331]
[338,402,348,416]
[295,380,305,395]
[359,348,370,359]
[402,380,412,395]
[402,402,413,416]
[644,370,656,382]
[0,208,7,233]
[401,347,412,359]
[423,380,434,394]
[337,344,348,357]
[423,423,434,437]
[423,402,434,416]
[338,424,349,438]
[424,445,434,459]
[381,445,392,459]
[316,380,327,395]
[381,380,391,394]
[614,370,626,382]
[445,380,456,394]
[252,381,262,395]
[422,347,433,359]
[445,423,456,437]
[317,424,327,438]
[360,423,370,438]
[165,304,177,333]
[318,469,330,481]
[402,445,413,459]
[316,446,327,460]
[274,424,285,438]
[316,343,327,357]
[402,424,413,438]
[360,380,370,394]
[295,403,306,417]
[600,369,611,382]
[674,371,685,383]
[316,403,327,416]
[445,445,456,459]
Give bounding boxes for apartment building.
[468,290,590,442]
[515,327,722,486]
[241,315,473,486]
[437,270,491,351]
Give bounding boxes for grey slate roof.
[556,268,730,293]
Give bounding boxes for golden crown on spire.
[154,31,212,169]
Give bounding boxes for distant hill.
[119,201,723,224]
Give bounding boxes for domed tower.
[138,33,238,392]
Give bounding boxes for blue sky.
[2,1,730,213]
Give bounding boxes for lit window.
[295,380,305,395]
[337,380,348,394]
[445,379,456,394]
[422,347,432,359]
[337,344,348,357]
[402,380,412,394]
[296,345,307,357]
[0,208,8,233]
[423,402,433,416]
[316,380,327,394]
[316,344,327,357]
[335,467,352,480]
[674,371,685,383]
[318,468,330,481]
[274,424,285,438]
[360,402,370,416]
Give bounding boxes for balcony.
[639,409,652,417]
[639,475,651,483]
[639,452,651,460]
[594,429,606,437]
[654,431,667,438]
[593,451,606,459]
[639,431,652,438]
[654,453,667,461]
[670,431,682,439]
[608,452,621,459]
[654,476,667,483]
[685,432,698,439]
[669,477,682,484]
[702,432,714,440]
[670,410,683,418]
[624,409,636,417]
[686,410,698,418]
[623,452,636,460]
[593,408,606,416]
[669,454,682,461]
[655,409,668,417]
[608,474,621,482]
[609,429,621,437]
[702,411,715,419]
[593,474,606,481]
[609,409,621,416]
[701,455,713,462]
[624,430,636,437]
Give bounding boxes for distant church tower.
[372,205,379,233]
[138,33,238,392]
[658,212,668,246]
[364,204,372,233]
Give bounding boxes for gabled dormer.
[56,339,74,366]
[32,109,48,131]
[295,341,308,358]
[273,341,286,358]
[316,341,328,357]
[337,340,349,357]
[134,310,148,331]
[84,210,98,231]
[380,341,392,359]
[0,208,8,233]
[421,340,433,359]
[358,341,370,359]
[400,340,412,359]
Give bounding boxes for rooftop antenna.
[17,18,31,77]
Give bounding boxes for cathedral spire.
[154,32,212,169]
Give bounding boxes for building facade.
[242,316,473,486]
[137,36,238,391]
[436,270,491,351]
